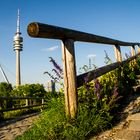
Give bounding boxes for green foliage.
[0,83,47,119]
[16,97,112,140]
[15,56,140,140]
[16,98,65,140]
[16,71,121,140]
[11,84,46,97]
[134,57,140,74]
[0,82,12,110]
[78,72,120,129]
[0,82,12,96]
[3,107,42,120]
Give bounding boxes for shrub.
[0,82,12,109]
[11,84,46,97]
[0,82,12,97]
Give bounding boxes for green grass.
[14,55,140,140]
[2,106,44,120]
[15,97,112,140]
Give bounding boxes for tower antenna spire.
[17,9,20,33]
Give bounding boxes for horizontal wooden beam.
[77,52,140,87]
[0,104,46,112]
[0,96,45,100]
[27,22,140,46]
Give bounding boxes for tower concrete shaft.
[15,50,21,86]
[13,9,23,87]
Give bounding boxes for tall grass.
[16,58,140,140]
[16,97,112,140]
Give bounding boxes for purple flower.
[49,57,63,74]
[94,79,100,90]
[113,84,118,98]
[94,79,102,100]
[52,69,63,79]
[44,71,59,82]
[83,74,90,91]
[97,93,100,100]
[84,75,89,83]
[85,84,90,91]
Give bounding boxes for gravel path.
[0,113,40,140]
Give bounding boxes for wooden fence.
[27,22,140,118]
[0,96,45,113]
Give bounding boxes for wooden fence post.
[131,45,135,56]
[114,45,122,62]
[61,39,77,119]
[41,98,44,110]
[114,45,118,61]
[25,99,28,106]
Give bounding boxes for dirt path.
[0,113,40,140]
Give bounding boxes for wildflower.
[94,79,102,100]
[52,69,63,79]
[125,53,130,59]
[84,75,89,83]
[108,83,122,107]
[113,84,118,98]
[49,57,63,74]
[83,74,90,92]
[43,71,59,82]
[104,50,112,64]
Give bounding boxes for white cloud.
[41,46,59,52]
[87,54,96,58]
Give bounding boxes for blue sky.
[0,0,140,87]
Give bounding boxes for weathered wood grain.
[61,39,77,118]
[27,22,140,46]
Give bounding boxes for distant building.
[47,80,55,92]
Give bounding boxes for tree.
[0,82,12,97]
[0,82,13,118]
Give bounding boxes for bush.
[0,82,12,109]
[0,82,12,97]
[11,84,46,97]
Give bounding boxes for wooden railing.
[0,96,45,113]
[77,52,140,87]
[27,22,140,118]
